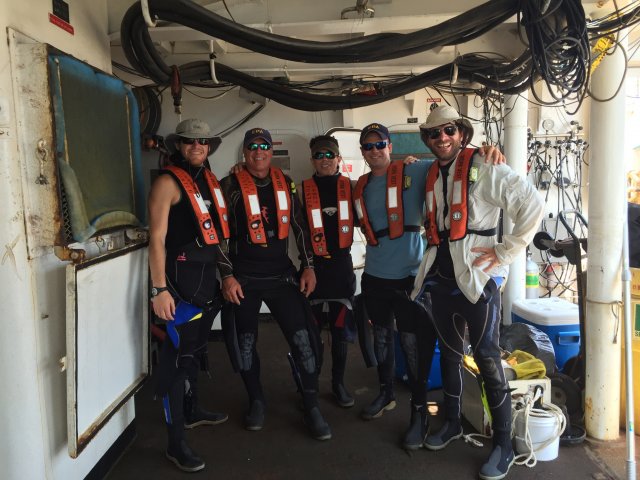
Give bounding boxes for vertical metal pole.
[622,216,637,479]
[502,92,529,325]
[586,19,627,439]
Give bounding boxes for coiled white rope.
[511,387,566,468]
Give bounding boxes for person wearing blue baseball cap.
[353,119,506,452]
[218,127,332,441]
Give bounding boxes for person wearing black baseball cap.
[299,135,358,408]
[149,118,229,472]
[218,127,331,441]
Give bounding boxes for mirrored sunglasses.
[361,141,389,151]
[424,125,458,140]
[248,143,272,151]
[312,151,336,160]
[180,137,211,145]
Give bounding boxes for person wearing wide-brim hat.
[165,118,222,158]
[412,105,545,480]
[149,118,230,473]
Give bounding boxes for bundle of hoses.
[120,0,593,111]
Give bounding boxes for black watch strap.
[151,286,169,297]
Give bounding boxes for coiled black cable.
[118,0,604,112]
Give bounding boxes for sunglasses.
[361,141,389,151]
[248,143,272,151]
[180,137,211,145]
[424,125,458,140]
[312,151,336,160]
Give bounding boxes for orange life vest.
[302,175,354,256]
[235,168,290,244]
[425,148,477,245]
[164,165,230,245]
[352,161,408,246]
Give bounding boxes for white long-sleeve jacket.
[411,153,545,304]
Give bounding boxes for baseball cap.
[243,127,273,148]
[359,123,390,144]
[310,136,340,156]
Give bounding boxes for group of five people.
[148,106,544,479]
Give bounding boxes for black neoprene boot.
[163,377,204,472]
[361,385,396,420]
[331,341,354,407]
[166,426,205,473]
[424,419,463,451]
[402,403,428,450]
[183,381,228,429]
[244,399,266,431]
[303,406,332,440]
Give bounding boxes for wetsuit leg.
[430,294,467,422]
[264,283,320,407]
[466,282,511,449]
[361,274,396,395]
[232,287,265,404]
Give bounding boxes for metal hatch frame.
[65,242,149,458]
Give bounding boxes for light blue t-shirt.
[363,160,432,279]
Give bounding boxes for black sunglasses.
[248,143,271,151]
[180,137,211,145]
[361,141,389,151]
[424,125,458,140]
[312,151,336,160]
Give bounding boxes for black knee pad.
[291,329,317,375]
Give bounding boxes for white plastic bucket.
[514,409,562,461]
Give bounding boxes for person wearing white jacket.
[411,106,545,480]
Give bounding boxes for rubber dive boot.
[361,389,396,420]
[402,403,428,450]
[478,445,515,480]
[184,390,228,429]
[424,419,463,451]
[244,399,266,431]
[332,383,355,408]
[166,434,205,473]
[303,406,332,440]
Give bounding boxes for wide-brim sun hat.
[420,105,463,130]
[165,118,222,155]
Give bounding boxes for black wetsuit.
[301,173,357,389]
[156,158,229,447]
[219,170,322,409]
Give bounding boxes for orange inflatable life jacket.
[302,175,354,256]
[353,161,414,246]
[235,168,290,244]
[425,148,496,245]
[164,165,230,245]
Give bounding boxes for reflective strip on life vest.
[424,148,476,245]
[386,161,404,239]
[303,176,353,256]
[353,161,407,246]
[164,165,229,245]
[236,168,291,244]
[336,175,354,249]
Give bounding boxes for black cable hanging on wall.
[117,0,624,112]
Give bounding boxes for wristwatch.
[151,286,169,297]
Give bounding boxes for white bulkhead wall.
[0,1,135,479]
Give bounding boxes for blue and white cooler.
[511,297,580,370]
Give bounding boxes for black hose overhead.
[119,0,593,112]
[143,0,518,63]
